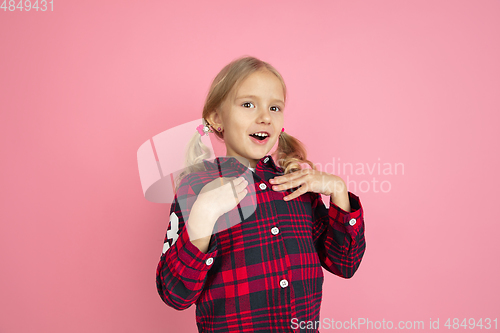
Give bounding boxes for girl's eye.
[242,102,281,112]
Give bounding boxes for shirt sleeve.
[311,191,366,279]
[156,175,218,310]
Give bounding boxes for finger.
[233,178,248,203]
[283,185,306,201]
[232,180,248,204]
[224,176,242,185]
[234,177,248,191]
[233,176,246,185]
[236,188,248,203]
[275,175,306,191]
[229,178,239,204]
[281,168,310,181]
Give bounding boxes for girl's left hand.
[269,169,347,201]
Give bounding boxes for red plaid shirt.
[156,155,366,332]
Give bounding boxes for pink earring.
[218,127,221,131]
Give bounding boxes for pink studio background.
[1,1,499,332]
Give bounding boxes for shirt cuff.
[329,191,364,240]
[170,226,218,272]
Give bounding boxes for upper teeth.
[252,132,268,137]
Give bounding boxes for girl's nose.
[256,108,272,122]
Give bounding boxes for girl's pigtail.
[174,120,212,192]
[276,131,317,175]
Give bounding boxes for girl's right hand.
[195,176,249,221]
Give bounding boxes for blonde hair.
[174,55,316,192]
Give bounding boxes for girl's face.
[214,69,285,168]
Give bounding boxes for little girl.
[156,56,366,333]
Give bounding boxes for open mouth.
[249,133,269,141]
[249,132,270,145]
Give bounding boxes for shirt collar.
[202,155,283,174]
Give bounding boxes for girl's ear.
[207,108,223,129]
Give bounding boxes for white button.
[205,257,214,265]
[279,279,288,288]
[349,218,356,226]
[259,183,267,190]
[263,157,269,163]
[271,227,280,235]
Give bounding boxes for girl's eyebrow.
[236,95,284,104]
